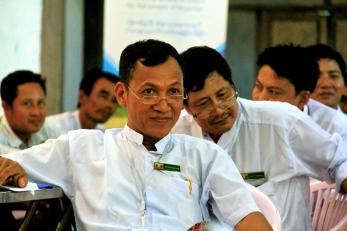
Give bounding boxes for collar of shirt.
[0,116,25,149]
[303,104,309,115]
[123,124,173,154]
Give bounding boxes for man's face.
[116,56,184,141]
[80,78,117,123]
[252,65,307,110]
[185,72,238,141]
[311,58,346,109]
[4,82,47,138]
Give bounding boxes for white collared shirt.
[172,98,347,231]
[0,116,62,154]
[46,110,106,133]
[304,99,347,137]
[4,126,259,231]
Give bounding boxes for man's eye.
[196,100,209,108]
[23,101,32,107]
[329,73,342,79]
[142,88,155,95]
[38,101,46,108]
[169,88,181,95]
[269,90,281,96]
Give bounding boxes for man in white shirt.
[47,68,119,132]
[0,70,62,230]
[252,44,347,137]
[0,40,272,231]
[171,46,347,231]
[0,70,62,153]
[306,44,347,113]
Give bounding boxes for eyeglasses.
[191,91,238,119]
[127,85,188,105]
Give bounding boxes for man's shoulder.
[46,111,76,122]
[239,98,304,123]
[171,133,222,151]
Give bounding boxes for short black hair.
[257,44,320,94]
[78,67,119,107]
[1,70,46,106]
[181,46,235,104]
[80,67,119,95]
[119,39,184,85]
[306,44,347,83]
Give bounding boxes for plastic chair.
[310,181,347,231]
[246,183,282,231]
[330,214,347,231]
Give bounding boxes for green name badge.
[154,162,181,172]
[241,171,266,187]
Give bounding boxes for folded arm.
[235,212,273,231]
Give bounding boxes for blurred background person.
[0,70,63,230]
[47,68,119,133]
[306,44,347,114]
[0,70,62,154]
[252,44,347,137]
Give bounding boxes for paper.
[0,182,39,192]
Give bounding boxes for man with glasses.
[171,46,347,231]
[0,40,272,230]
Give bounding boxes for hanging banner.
[103,0,229,75]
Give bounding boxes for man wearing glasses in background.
[0,40,271,231]
[171,46,347,231]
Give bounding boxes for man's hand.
[0,157,27,187]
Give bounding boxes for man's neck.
[13,131,29,146]
[79,110,97,129]
[142,136,160,151]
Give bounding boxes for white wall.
[0,0,42,114]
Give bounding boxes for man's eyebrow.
[99,89,111,94]
[328,70,342,75]
[266,86,284,92]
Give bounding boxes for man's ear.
[2,101,11,113]
[184,104,195,117]
[115,82,127,107]
[78,90,87,106]
[298,90,310,110]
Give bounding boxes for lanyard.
[122,133,171,226]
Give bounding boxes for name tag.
[241,171,266,187]
[153,162,181,172]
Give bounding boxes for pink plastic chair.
[246,183,282,231]
[310,181,347,231]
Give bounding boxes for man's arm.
[235,212,273,231]
[0,157,27,187]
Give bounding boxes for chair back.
[310,181,347,231]
[246,183,282,231]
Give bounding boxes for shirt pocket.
[165,173,202,224]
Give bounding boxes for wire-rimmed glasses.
[191,91,238,119]
[127,85,187,105]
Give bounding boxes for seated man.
[0,70,63,230]
[0,40,272,231]
[171,46,347,231]
[306,44,347,113]
[252,44,347,137]
[47,68,118,132]
[0,70,62,154]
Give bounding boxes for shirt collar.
[0,116,24,148]
[124,124,172,154]
[303,104,309,115]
